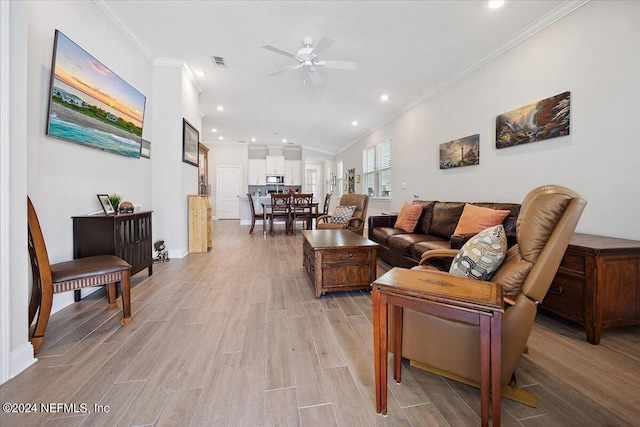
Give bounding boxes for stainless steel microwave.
[266,175,284,184]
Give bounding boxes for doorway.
[216,166,241,219]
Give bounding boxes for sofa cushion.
[411,238,454,260]
[412,201,437,235]
[449,225,507,281]
[394,202,423,233]
[330,205,356,224]
[454,203,511,235]
[370,227,406,246]
[387,234,435,257]
[429,202,465,240]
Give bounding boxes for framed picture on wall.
[182,119,199,166]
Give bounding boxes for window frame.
[362,137,391,198]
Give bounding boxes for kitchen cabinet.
[285,160,302,185]
[248,159,266,185]
[266,155,285,175]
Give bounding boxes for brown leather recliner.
[399,185,586,405]
[316,193,369,235]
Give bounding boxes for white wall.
[2,0,200,381]
[338,1,640,240]
[27,1,154,313]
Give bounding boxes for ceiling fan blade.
[263,45,298,60]
[316,60,358,71]
[307,67,324,86]
[269,63,303,77]
[310,36,334,56]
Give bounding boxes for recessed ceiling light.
[251,138,256,142]
[211,128,218,133]
[218,136,223,140]
[351,121,358,126]
[282,139,287,143]
[488,0,504,9]
[217,106,224,111]
[195,70,205,77]
[380,94,389,101]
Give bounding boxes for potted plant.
[108,194,122,213]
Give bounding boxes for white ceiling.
[100,0,572,156]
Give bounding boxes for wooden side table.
[373,268,503,427]
[541,233,640,344]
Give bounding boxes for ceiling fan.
[263,36,357,86]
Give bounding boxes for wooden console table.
[72,211,153,301]
[373,268,503,427]
[541,233,640,344]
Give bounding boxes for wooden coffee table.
[301,230,378,297]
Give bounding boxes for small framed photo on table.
[97,194,116,215]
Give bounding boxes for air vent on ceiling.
[238,140,246,144]
[211,56,226,67]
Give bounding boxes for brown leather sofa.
[368,200,521,269]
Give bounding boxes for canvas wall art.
[46,30,146,158]
[439,134,479,169]
[496,91,570,149]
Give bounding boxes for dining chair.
[27,197,132,355]
[269,193,292,235]
[322,193,332,216]
[291,193,315,231]
[246,193,264,234]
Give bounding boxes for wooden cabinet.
[248,159,266,185]
[541,233,640,344]
[189,195,212,252]
[73,211,153,300]
[266,155,285,175]
[284,160,302,185]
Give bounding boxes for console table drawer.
[543,274,584,323]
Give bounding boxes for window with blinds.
[362,137,391,197]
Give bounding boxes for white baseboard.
[10,342,36,379]
[168,247,188,259]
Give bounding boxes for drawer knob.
[339,253,354,261]
[548,286,563,295]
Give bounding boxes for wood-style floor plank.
[2,220,639,427]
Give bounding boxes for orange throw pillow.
[394,202,423,233]
[453,204,511,235]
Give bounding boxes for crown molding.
[338,0,590,155]
[93,0,154,62]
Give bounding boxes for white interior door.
[217,166,241,219]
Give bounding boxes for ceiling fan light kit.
[263,36,357,86]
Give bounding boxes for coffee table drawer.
[322,250,371,264]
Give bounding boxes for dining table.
[261,197,319,235]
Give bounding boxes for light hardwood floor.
[2,220,639,426]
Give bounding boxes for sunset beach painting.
[46,30,146,158]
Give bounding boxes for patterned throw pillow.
[330,205,357,224]
[449,225,507,281]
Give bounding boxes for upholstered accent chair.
[398,185,586,405]
[27,197,132,355]
[316,193,369,235]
